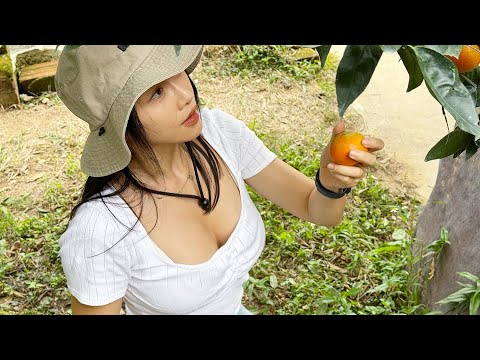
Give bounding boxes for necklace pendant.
[199,198,210,210]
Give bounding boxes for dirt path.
[331,46,455,203]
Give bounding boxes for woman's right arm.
[71,296,124,315]
[59,203,133,315]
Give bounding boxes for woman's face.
[133,71,202,146]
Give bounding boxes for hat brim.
[80,45,203,177]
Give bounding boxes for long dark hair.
[70,74,222,233]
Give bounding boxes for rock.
[281,79,292,90]
[19,93,34,102]
[414,151,480,314]
[291,48,320,61]
[18,60,58,95]
[15,48,60,73]
[0,52,20,107]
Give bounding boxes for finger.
[361,136,385,152]
[327,163,366,179]
[349,149,376,167]
[330,173,362,188]
[331,121,346,137]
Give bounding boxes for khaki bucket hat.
[55,45,203,177]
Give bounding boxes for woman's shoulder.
[200,107,248,136]
[59,192,139,256]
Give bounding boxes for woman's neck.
[130,142,194,185]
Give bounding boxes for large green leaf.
[422,45,462,57]
[398,46,423,92]
[380,45,401,52]
[425,127,474,161]
[336,45,383,117]
[461,68,480,106]
[414,46,480,140]
[315,45,331,68]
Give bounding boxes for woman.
[56,45,384,315]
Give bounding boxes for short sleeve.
[58,201,133,306]
[203,108,277,180]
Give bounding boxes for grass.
[242,128,424,314]
[204,45,334,82]
[202,45,337,85]
[0,45,434,314]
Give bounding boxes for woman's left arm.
[245,122,384,227]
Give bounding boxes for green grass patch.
[203,45,336,84]
[242,132,425,314]
[0,204,71,314]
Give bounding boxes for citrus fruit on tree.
[445,45,480,73]
[329,131,368,166]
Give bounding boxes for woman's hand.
[319,122,385,191]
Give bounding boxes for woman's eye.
[152,87,163,99]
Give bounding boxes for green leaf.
[459,75,478,105]
[344,286,362,297]
[422,45,462,57]
[453,143,468,158]
[392,229,407,241]
[425,127,474,161]
[463,67,480,83]
[414,46,480,141]
[380,45,401,52]
[425,310,444,315]
[269,275,278,288]
[398,46,423,92]
[465,138,479,160]
[366,282,389,294]
[336,45,383,117]
[371,245,402,254]
[315,45,331,68]
[437,286,475,304]
[174,45,182,56]
[461,69,480,106]
[469,292,480,315]
[458,271,479,283]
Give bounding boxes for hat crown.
[54,45,203,177]
[55,45,154,130]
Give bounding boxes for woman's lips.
[182,110,199,127]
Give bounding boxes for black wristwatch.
[315,169,351,199]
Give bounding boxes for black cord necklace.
[124,143,210,211]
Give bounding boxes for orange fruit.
[446,45,480,73]
[330,131,367,166]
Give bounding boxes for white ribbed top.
[59,108,277,314]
